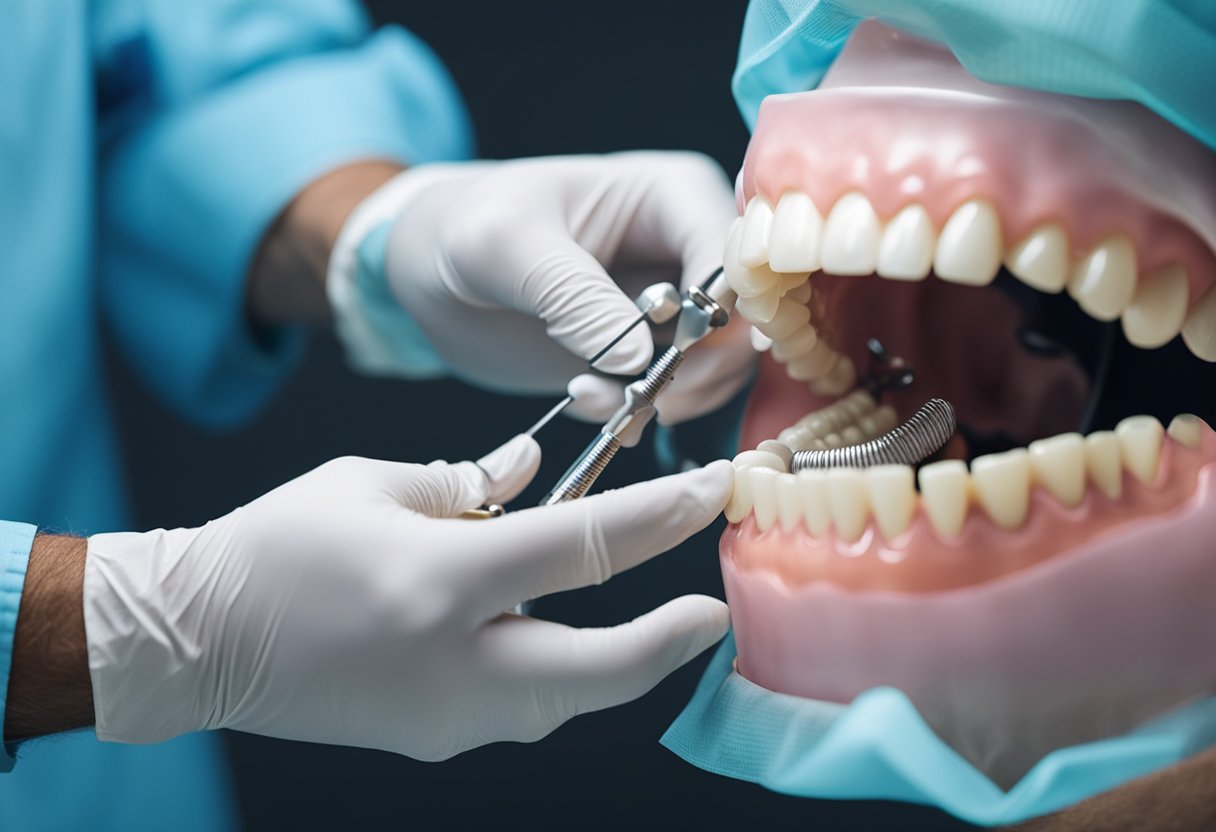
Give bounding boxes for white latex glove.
[84,436,732,761]
[327,152,755,424]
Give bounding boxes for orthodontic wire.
[791,398,957,471]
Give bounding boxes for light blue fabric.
[0,0,471,828]
[663,635,1216,826]
[733,0,1216,149]
[0,522,35,774]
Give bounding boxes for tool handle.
[540,431,622,505]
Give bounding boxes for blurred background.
[107,1,974,828]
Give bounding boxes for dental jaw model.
[719,21,1216,789]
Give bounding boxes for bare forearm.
[246,159,405,326]
[4,535,92,742]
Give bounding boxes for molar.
[1115,415,1164,485]
[1028,432,1086,507]
[768,192,823,273]
[770,325,819,361]
[807,354,857,396]
[826,468,869,542]
[1167,414,1205,449]
[1122,264,1188,348]
[1083,431,1123,500]
[754,297,811,339]
[820,192,881,275]
[1181,285,1216,362]
[917,460,970,538]
[866,465,917,539]
[1005,223,1070,293]
[734,287,782,322]
[876,203,935,281]
[933,199,1003,286]
[738,197,773,268]
[782,279,813,304]
[756,440,794,469]
[970,448,1031,530]
[1067,235,1137,321]
[783,339,841,381]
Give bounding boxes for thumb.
[395,435,539,518]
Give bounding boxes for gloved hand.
[327,152,755,424]
[84,435,732,761]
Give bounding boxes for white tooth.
[933,199,1003,286]
[1084,431,1123,500]
[756,298,811,339]
[795,469,832,536]
[1005,224,1070,293]
[775,473,803,532]
[866,465,917,539]
[734,287,782,322]
[917,460,970,538]
[779,427,821,452]
[748,467,780,532]
[827,469,870,542]
[1028,432,1086,507]
[1067,235,1137,321]
[1122,264,1188,348]
[1167,414,1206,449]
[749,326,772,352]
[1115,415,1164,485]
[724,464,753,523]
[732,449,788,472]
[757,440,794,469]
[785,339,839,381]
[820,192,882,275]
[738,197,774,268]
[768,192,823,273]
[970,449,1031,530]
[807,355,857,396]
[841,425,865,445]
[876,203,935,281]
[843,389,876,416]
[872,405,898,433]
[1181,285,1216,362]
[783,279,813,304]
[771,325,819,361]
[823,433,844,448]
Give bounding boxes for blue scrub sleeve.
[0,522,35,774]
[99,0,473,429]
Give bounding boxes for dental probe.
[540,268,732,505]
[525,282,683,438]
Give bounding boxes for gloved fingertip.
[588,329,653,376]
[565,374,626,423]
[478,434,542,504]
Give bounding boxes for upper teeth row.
[728,192,1216,360]
[725,414,1206,541]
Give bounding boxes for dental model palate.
[791,397,957,471]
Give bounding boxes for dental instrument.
[541,268,732,504]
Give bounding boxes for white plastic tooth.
[808,356,857,396]
[842,390,876,417]
[738,197,774,268]
[783,279,812,304]
[820,192,882,275]
[1115,415,1164,485]
[770,325,819,362]
[841,426,865,445]
[1167,414,1206,449]
[917,460,970,538]
[1005,224,1070,293]
[755,298,811,339]
[1181,285,1216,362]
[826,468,869,542]
[1084,431,1123,500]
[933,199,1003,286]
[876,203,935,281]
[1027,432,1086,507]
[734,287,782,323]
[732,449,788,472]
[757,440,794,470]
[724,464,753,523]
[866,465,916,539]
[726,256,781,299]
[785,340,839,381]
[1067,235,1137,321]
[779,428,822,452]
[768,192,823,273]
[970,449,1031,530]
[748,467,780,532]
[775,473,803,532]
[823,433,844,448]
[1122,264,1188,348]
[749,326,773,352]
[872,405,898,433]
[795,470,832,536]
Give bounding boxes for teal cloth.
[663,635,1216,826]
[0,522,34,773]
[733,0,1216,149]
[1,0,471,828]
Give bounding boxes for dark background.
[108,2,975,829]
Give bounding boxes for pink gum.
[729,429,1216,592]
[739,21,1216,302]
[722,446,1216,784]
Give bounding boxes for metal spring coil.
[638,347,685,400]
[543,432,621,504]
[791,398,957,471]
